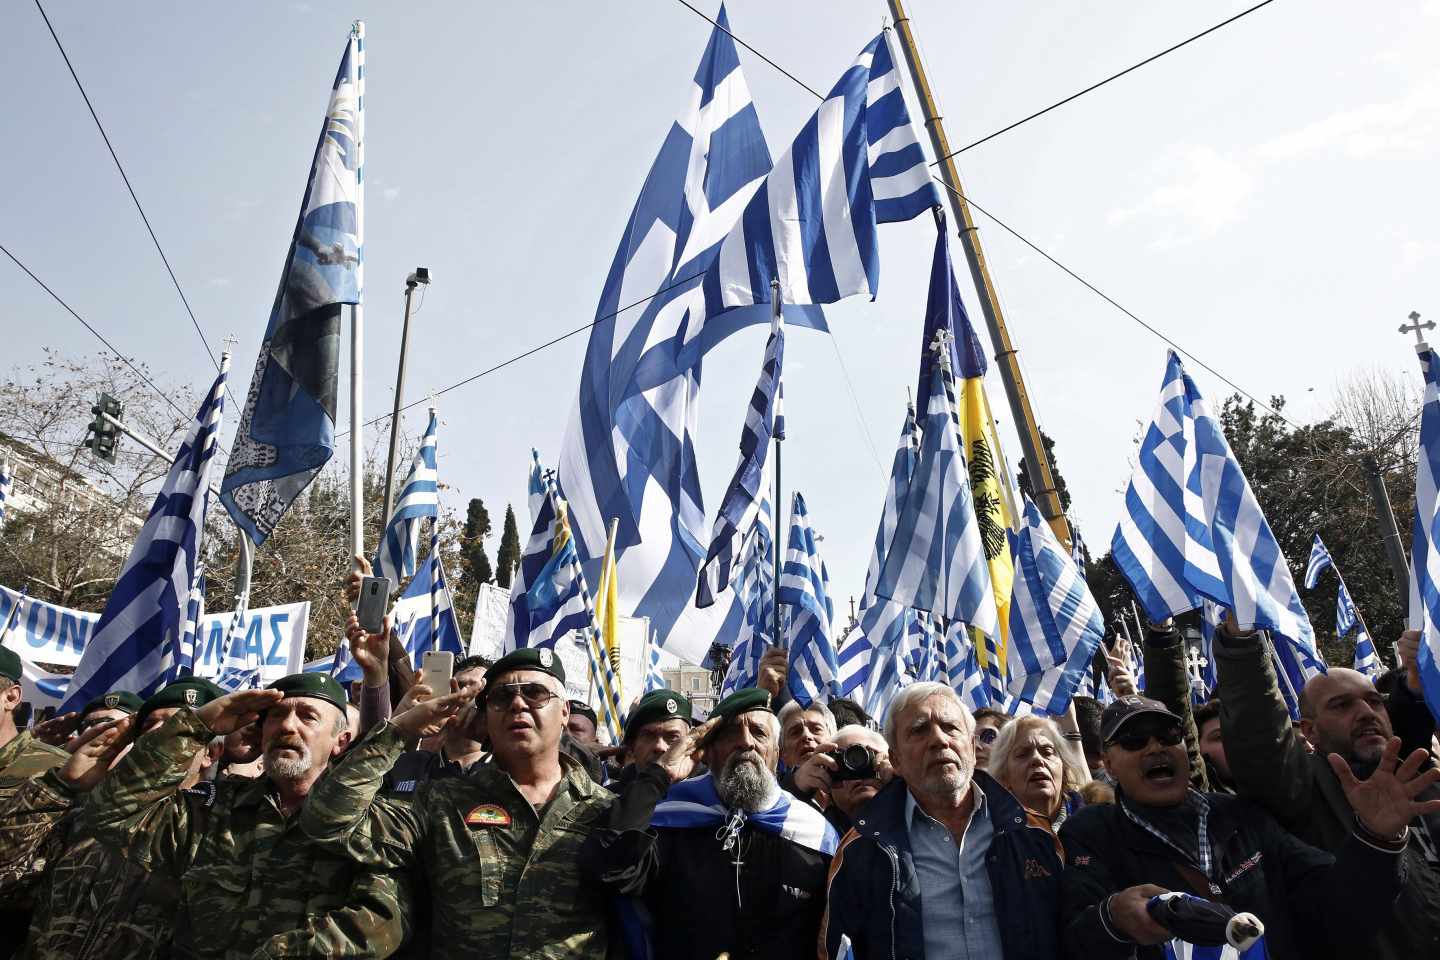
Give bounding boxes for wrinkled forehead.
[265,696,341,726]
[902,694,969,730]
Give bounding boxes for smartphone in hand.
[419,651,455,697]
[356,576,391,634]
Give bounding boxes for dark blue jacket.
[821,771,1063,960]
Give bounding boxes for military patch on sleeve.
[465,803,511,828]
[182,780,218,808]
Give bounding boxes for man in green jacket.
[301,642,615,959]
[1213,623,1440,959]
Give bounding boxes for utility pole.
[886,0,1071,548]
[380,267,432,527]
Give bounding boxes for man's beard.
[716,750,776,812]
[264,741,314,780]
[920,754,973,803]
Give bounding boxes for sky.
[4,0,1440,631]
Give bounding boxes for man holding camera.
[579,687,839,960]
[790,724,891,834]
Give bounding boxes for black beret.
[83,690,144,717]
[267,673,348,712]
[710,687,773,725]
[140,678,226,726]
[0,646,20,683]
[485,647,566,688]
[567,700,598,726]
[624,689,694,742]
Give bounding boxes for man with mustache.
[580,687,838,960]
[821,682,1062,960]
[76,674,412,959]
[1058,695,1435,959]
[1212,624,1440,958]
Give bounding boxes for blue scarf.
[650,771,840,856]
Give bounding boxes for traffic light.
[84,393,123,463]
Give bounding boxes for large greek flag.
[1007,497,1106,714]
[1409,345,1440,721]
[221,26,363,545]
[1111,351,1323,718]
[779,492,837,705]
[63,369,227,709]
[374,409,439,586]
[164,569,206,685]
[876,351,998,637]
[696,313,784,607]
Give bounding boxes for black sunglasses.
[485,682,559,711]
[1108,726,1184,752]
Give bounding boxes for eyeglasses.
[975,727,1000,745]
[1107,726,1184,752]
[485,682,558,711]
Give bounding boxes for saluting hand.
[393,683,474,739]
[32,711,81,747]
[1331,736,1440,840]
[58,716,135,792]
[196,689,284,735]
[656,717,719,785]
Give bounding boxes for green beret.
[711,687,773,725]
[267,673,348,712]
[139,678,226,725]
[567,700,598,726]
[83,690,144,717]
[485,647,566,688]
[0,646,20,683]
[624,689,694,742]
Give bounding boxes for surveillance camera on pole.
[381,267,433,525]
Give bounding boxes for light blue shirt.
[906,782,1001,960]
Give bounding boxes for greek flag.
[1303,534,1332,590]
[946,624,991,711]
[650,771,840,856]
[504,460,594,652]
[1164,939,1268,960]
[1412,344,1440,720]
[558,6,821,664]
[693,29,939,349]
[393,547,466,664]
[374,409,439,585]
[1007,498,1106,714]
[527,449,546,526]
[221,26,363,545]
[62,368,227,711]
[720,506,777,697]
[1305,534,1379,679]
[0,461,11,530]
[696,313,784,607]
[876,347,998,637]
[1111,351,1323,718]
[644,630,666,694]
[164,570,206,684]
[779,492,837,705]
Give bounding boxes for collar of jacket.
[1112,785,1240,857]
[471,750,610,803]
[850,770,1034,850]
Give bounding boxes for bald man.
[1213,624,1439,960]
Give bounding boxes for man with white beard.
[580,687,839,960]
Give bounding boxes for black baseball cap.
[1100,696,1183,743]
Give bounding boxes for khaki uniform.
[81,709,411,960]
[0,731,68,958]
[301,720,613,960]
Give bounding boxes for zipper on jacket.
[882,841,900,960]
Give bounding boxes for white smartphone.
[419,650,454,696]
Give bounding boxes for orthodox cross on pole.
[1399,310,1434,346]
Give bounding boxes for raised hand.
[32,711,81,747]
[196,689,284,735]
[392,685,473,740]
[345,612,391,686]
[1330,736,1440,839]
[656,717,719,785]
[343,554,372,604]
[58,716,135,791]
[792,740,838,796]
[1396,630,1422,696]
[756,648,789,698]
[1105,640,1137,698]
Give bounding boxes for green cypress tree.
[461,498,494,587]
[496,504,522,588]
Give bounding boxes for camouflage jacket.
[301,720,614,960]
[0,732,68,810]
[0,730,69,953]
[81,709,412,960]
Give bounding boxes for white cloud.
[1258,81,1440,161]
[383,186,401,202]
[1107,145,1256,237]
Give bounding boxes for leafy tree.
[1016,429,1072,513]
[460,497,494,587]
[495,504,521,589]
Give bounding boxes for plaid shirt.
[1119,790,1221,896]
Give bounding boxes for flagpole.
[349,19,367,572]
[886,0,1072,549]
[770,279,784,650]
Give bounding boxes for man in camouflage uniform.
[79,673,413,959]
[0,679,225,960]
[301,646,615,959]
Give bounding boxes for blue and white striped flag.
[779,492,838,705]
[876,345,998,636]
[62,368,227,710]
[946,623,991,711]
[221,25,363,545]
[644,630,666,694]
[1111,351,1323,718]
[392,546,466,665]
[1303,534,1333,590]
[1007,497,1106,715]
[527,448,546,527]
[1413,345,1440,722]
[504,460,594,652]
[374,409,439,586]
[696,313,784,607]
[719,506,777,697]
[691,29,939,352]
[164,569,206,685]
[1351,621,1381,678]
[0,461,11,531]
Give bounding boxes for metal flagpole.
[350,19,367,572]
[380,269,431,526]
[886,0,1072,549]
[770,279,784,650]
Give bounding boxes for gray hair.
[777,699,836,737]
[834,723,887,753]
[984,714,1087,798]
[883,682,971,752]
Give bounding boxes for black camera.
[828,744,877,783]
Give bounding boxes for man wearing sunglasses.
[301,645,615,959]
[1058,695,1434,959]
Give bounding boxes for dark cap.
[485,647,566,688]
[711,687,773,725]
[267,673,348,712]
[567,700,597,726]
[1100,696,1183,743]
[83,690,144,717]
[140,678,226,726]
[0,646,20,683]
[624,689,694,742]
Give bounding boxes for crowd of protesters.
[0,572,1437,960]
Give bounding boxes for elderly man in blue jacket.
[821,682,1063,960]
